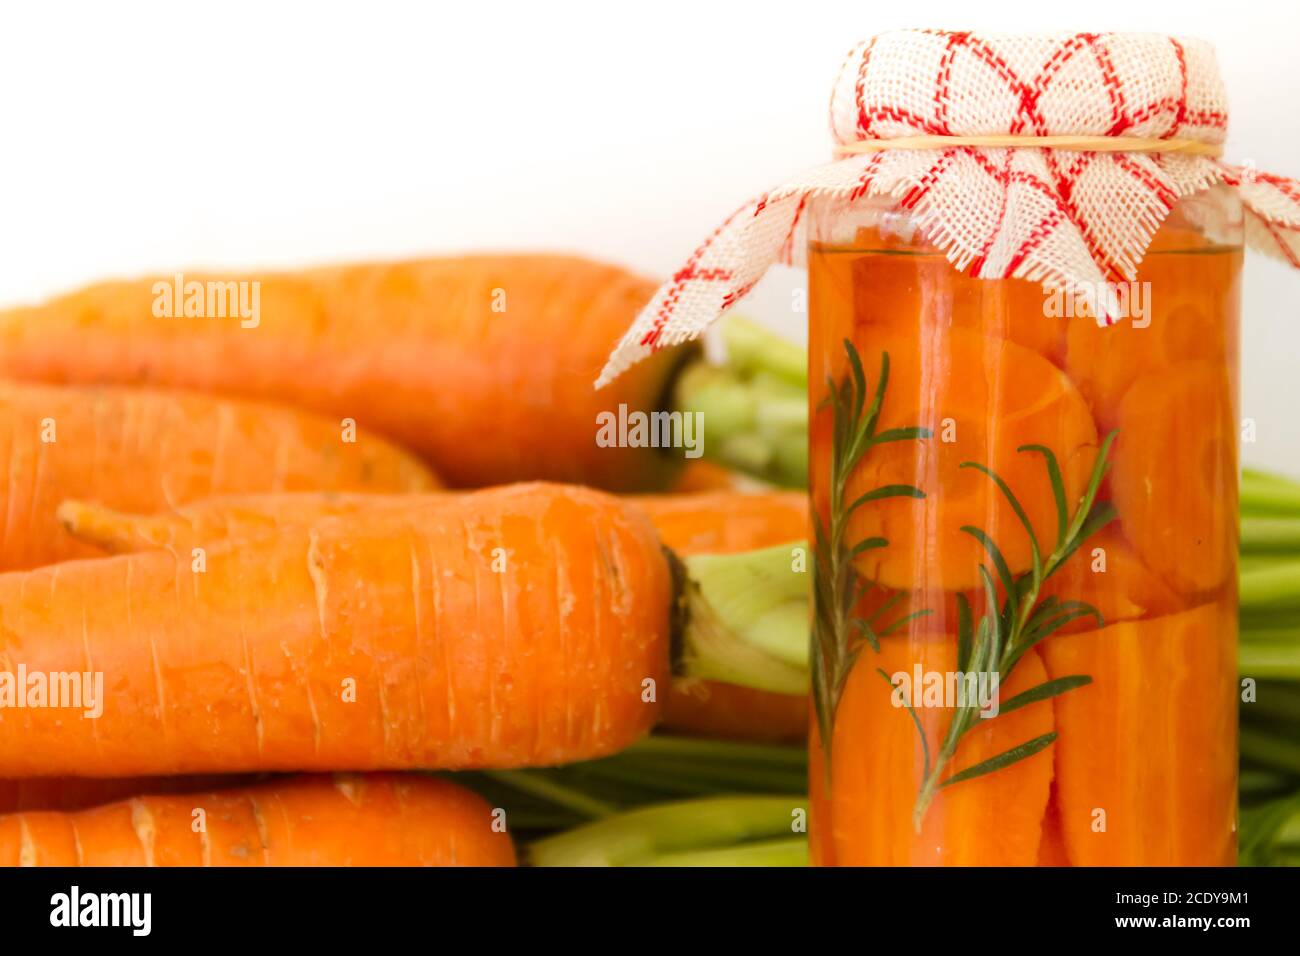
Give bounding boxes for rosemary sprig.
[909,431,1120,830]
[811,340,931,773]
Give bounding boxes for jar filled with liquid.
[807,186,1242,866]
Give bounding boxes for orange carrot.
[631,491,808,743]
[0,255,690,490]
[0,774,515,866]
[0,483,671,776]
[818,325,1098,591]
[1036,784,1071,866]
[1040,601,1237,866]
[1109,362,1238,596]
[0,775,262,814]
[61,488,812,744]
[810,636,1055,866]
[1065,232,1242,432]
[0,382,434,571]
[849,225,1066,362]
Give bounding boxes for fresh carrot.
[809,636,1055,866]
[657,680,808,745]
[0,774,515,866]
[0,381,434,571]
[1,483,671,776]
[0,255,693,490]
[0,775,262,814]
[61,488,812,744]
[631,491,808,743]
[1040,601,1238,866]
[5,483,807,776]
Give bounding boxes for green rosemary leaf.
[962,526,1016,603]
[861,351,890,440]
[844,483,925,519]
[1022,604,1104,647]
[996,675,1092,717]
[960,460,1042,575]
[877,607,934,638]
[850,616,881,654]
[977,565,1003,667]
[873,425,932,444]
[865,588,906,626]
[1064,430,1118,544]
[1050,501,1119,574]
[844,338,867,425]
[1018,443,1069,548]
[939,732,1057,789]
[955,593,973,673]
[879,667,931,783]
[849,536,889,558]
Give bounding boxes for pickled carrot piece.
[1110,363,1238,595]
[838,325,1098,591]
[1039,526,1182,630]
[854,525,1176,641]
[1036,785,1071,866]
[1064,244,1241,431]
[850,228,1064,362]
[1040,602,1237,866]
[810,637,1054,866]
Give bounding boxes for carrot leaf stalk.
[907,433,1118,830]
[671,317,808,488]
[525,794,806,866]
[675,540,809,695]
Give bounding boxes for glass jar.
[807,186,1243,866]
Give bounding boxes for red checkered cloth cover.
[597,30,1300,387]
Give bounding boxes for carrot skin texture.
[0,774,515,866]
[0,484,669,776]
[0,256,687,490]
[0,382,434,571]
[63,489,811,744]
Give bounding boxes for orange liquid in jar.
[807,205,1241,866]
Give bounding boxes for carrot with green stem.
[1,483,803,777]
[0,774,515,866]
[0,257,798,489]
[0,381,434,571]
[62,487,813,743]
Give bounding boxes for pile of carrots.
[0,255,814,866]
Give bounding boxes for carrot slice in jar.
[850,227,1065,362]
[1110,362,1237,595]
[1064,241,1241,431]
[1040,601,1237,866]
[1039,526,1183,629]
[836,325,1098,591]
[1036,784,1072,866]
[810,637,1054,866]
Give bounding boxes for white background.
[2,1,1297,472]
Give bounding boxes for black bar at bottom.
[0,866,1291,941]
